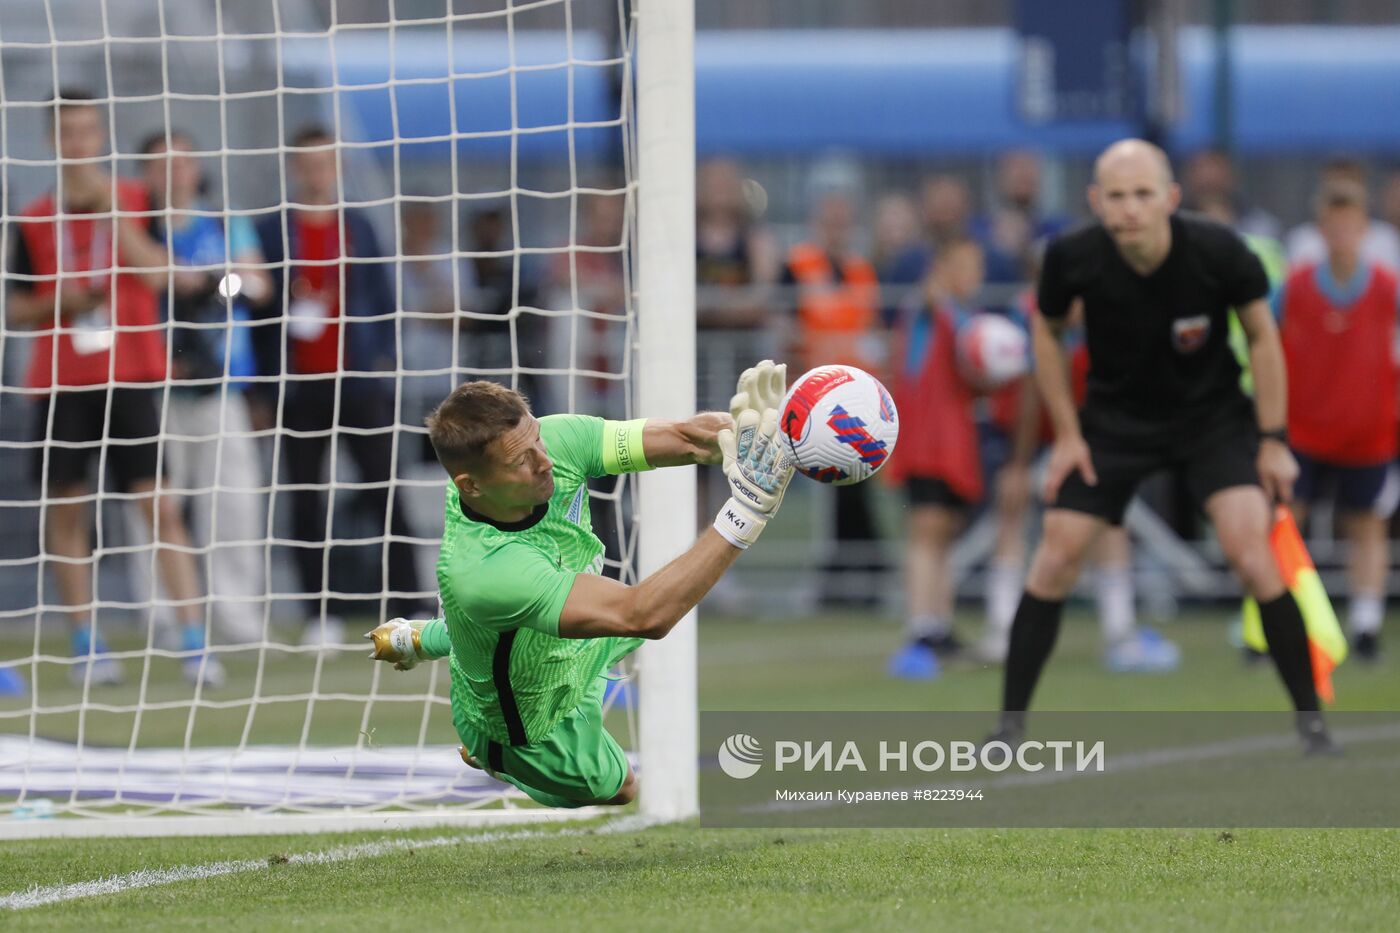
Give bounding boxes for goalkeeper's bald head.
[426,380,532,479]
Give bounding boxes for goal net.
[0,0,696,835]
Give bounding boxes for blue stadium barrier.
[305,26,1400,159]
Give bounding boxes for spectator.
[783,190,882,374]
[871,192,922,319]
[1285,159,1400,271]
[1183,148,1281,240]
[1278,178,1399,661]
[1196,192,1289,402]
[970,150,1072,285]
[400,202,454,316]
[872,193,920,276]
[695,157,779,331]
[252,125,425,645]
[461,206,548,408]
[1382,169,1400,234]
[921,175,973,254]
[1196,193,1288,284]
[783,190,884,607]
[5,90,220,687]
[879,175,973,293]
[398,200,456,453]
[539,192,631,577]
[692,159,779,570]
[885,237,988,677]
[123,129,272,646]
[545,191,628,417]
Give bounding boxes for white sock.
[907,614,949,640]
[1095,566,1135,645]
[1348,592,1384,636]
[985,559,1022,638]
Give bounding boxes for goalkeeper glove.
[730,359,787,423]
[365,618,432,671]
[714,407,794,549]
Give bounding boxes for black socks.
[1259,591,1320,712]
[998,590,1317,718]
[1001,592,1066,715]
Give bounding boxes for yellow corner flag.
[1242,506,1348,704]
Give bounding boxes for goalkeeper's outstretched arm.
[640,412,730,467]
[638,358,787,469]
[561,400,793,640]
[369,360,793,663]
[369,405,792,657]
[559,529,740,640]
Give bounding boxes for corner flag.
[1242,507,1348,703]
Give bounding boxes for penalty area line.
[2,815,655,912]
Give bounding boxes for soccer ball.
[956,312,1029,390]
[779,365,899,485]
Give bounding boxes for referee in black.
[994,138,1338,755]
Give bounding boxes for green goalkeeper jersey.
[437,413,650,745]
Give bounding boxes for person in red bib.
[1278,178,1400,661]
[252,125,425,647]
[885,237,986,678]
[5,89,219,688]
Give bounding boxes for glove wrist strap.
[713,497,766,550]
[388,622,419,661]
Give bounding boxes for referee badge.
[1171,314,1211,354]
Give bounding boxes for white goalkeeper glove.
[714,407,795,549]
[365,618,431,671]
[730,359,787,424]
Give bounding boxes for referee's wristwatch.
[1259,426,1288,447]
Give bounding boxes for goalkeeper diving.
[366,363,792,807]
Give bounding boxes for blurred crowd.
[0,90,647,697]
[694,145,1400,679]
[5,87,1400,697]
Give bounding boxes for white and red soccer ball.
[779,365,899,486]
[956,312,1029,391]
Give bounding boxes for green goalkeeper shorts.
[456,675,629,809]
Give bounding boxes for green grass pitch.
[4,607,1399,931]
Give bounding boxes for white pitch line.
[3,815,655,912]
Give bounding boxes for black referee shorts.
[31,387,165,492]
[1054,402,1260,526]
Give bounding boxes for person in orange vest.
[784,191,884,376]
[782,191,887,608]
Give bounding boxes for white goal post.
[634,0,698,824]
[0,0,696,837]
